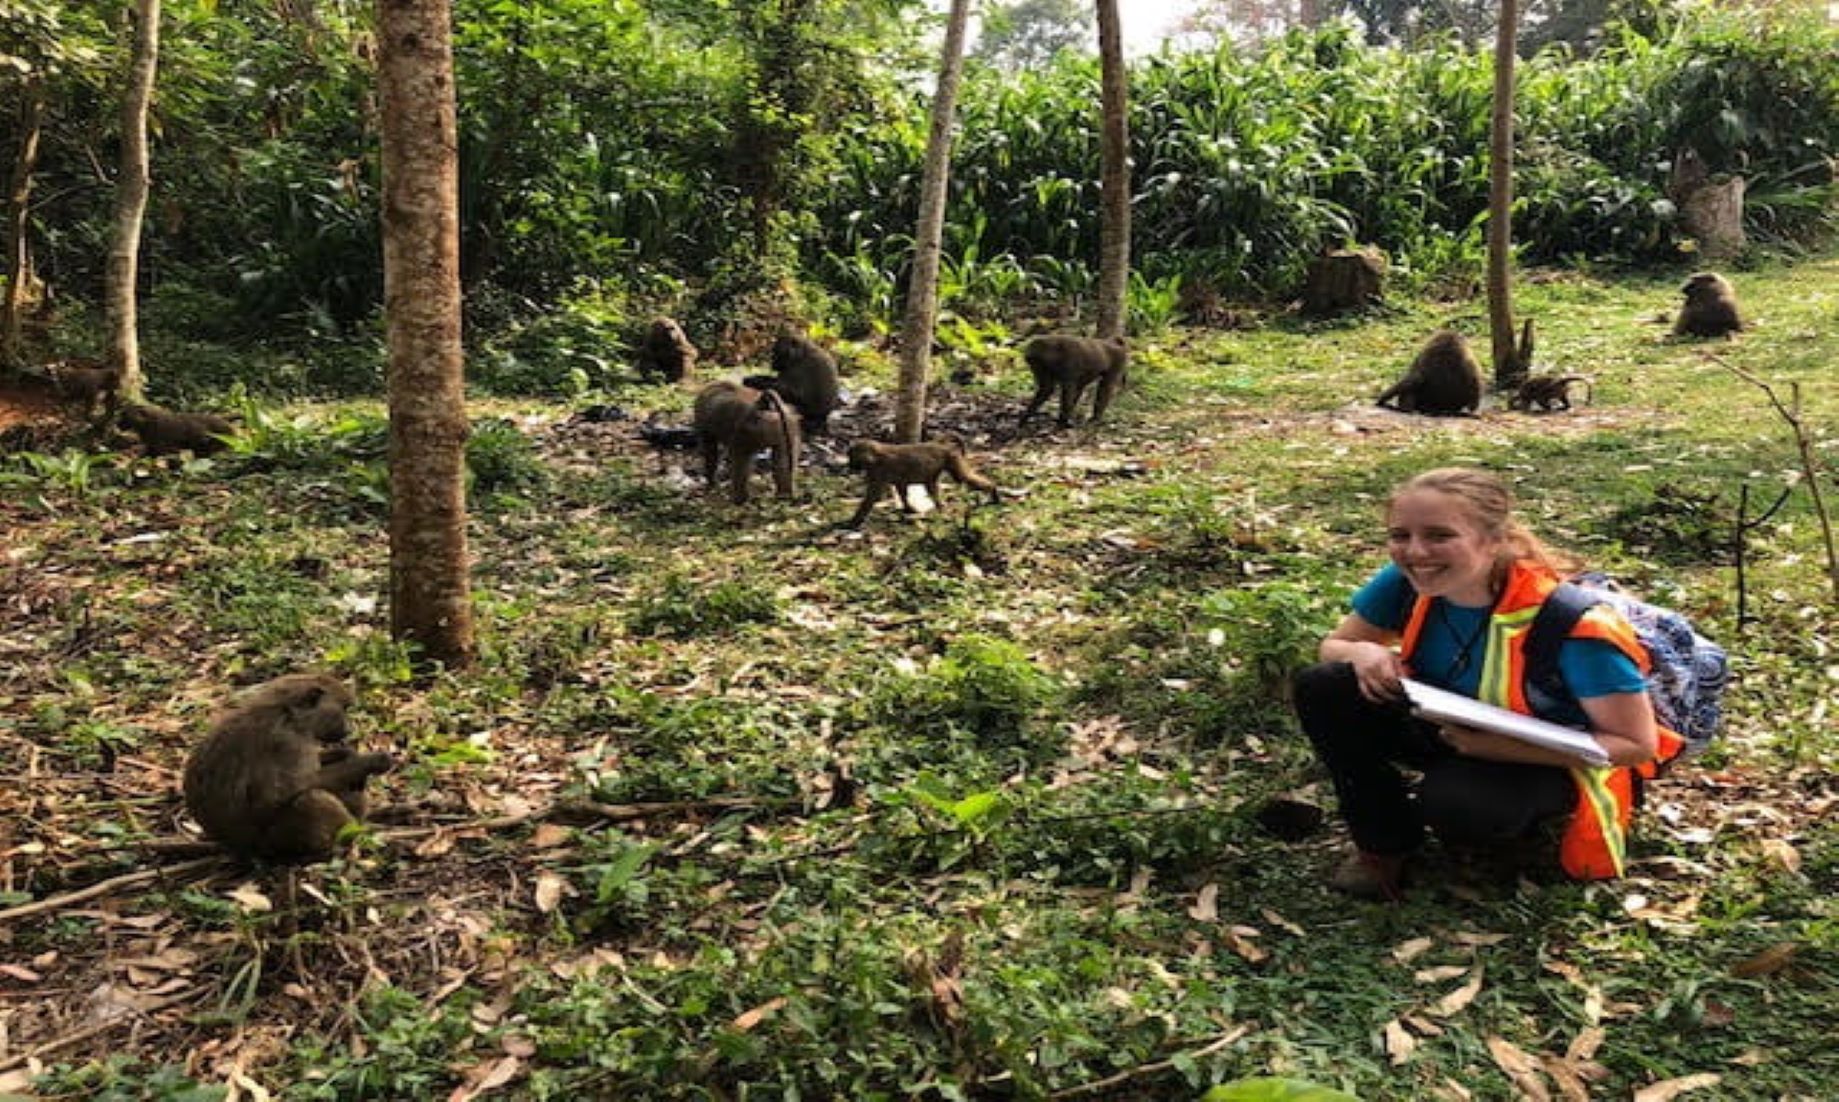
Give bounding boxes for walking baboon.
[743,333,841,435]
[691,380,801,504]
[844,439,1001,528]
[48,358,121,415]
[182,673,394,861]
[1019,335,1129,427]
[1376,330,1482,416]
[1508,374,1592,412]
[635,316,697,383]
[1673,272,1743,338]
[119,403,237,455]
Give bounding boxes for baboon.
[635,316,697,383]
[119,403,237,456]
[1508,374,1592,412]
[1376,330,1482,416]
[1673,271,1743,338]
[743,333,841,435]
[1019,335,1129,427]
[691,380,801,504]
[47,358,121,415]
[845,439,1001,528]
[181,673,394,861]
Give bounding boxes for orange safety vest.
[1399,560,1685,880]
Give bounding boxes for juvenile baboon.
[845,439,1001,528]
[743,333,841,435]
[1376,330,1482,416]
[1508,373,1592,412]
[119,403,237,456]
[635,316,697,383]
[48,358,122,415]
[1673,271,1743,338]
[182,673,394,861]
[691,380,801,504]
[1019,335,1129,427]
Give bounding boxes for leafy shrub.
[628,575,781,638]
[466,418,548,496]
[867,634,1062,756]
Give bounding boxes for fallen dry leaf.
[1485,1036,1550,1102]
[1566,1025,1605,1062]
[1188,883,1219,922]
[1392,936,1434,963]
[1539,1054,1591,1102]
[1452,930,1509,947]
[1429,967,1484,1017]
[1632,1073,1722,1102]
[730,995,788,1032]
[529,823,573,849]
[1260,907,1305,937]
[533,872,570,914]
[1414,964,1470,984]
[1383,1018,1417,1065]
[1223,928,1267,965]
[1729,942,1799,978]
[227,883,272,913]
[446,1055,523,1101]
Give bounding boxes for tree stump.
[1681,177,1747,260]
[1300,248,1385,316]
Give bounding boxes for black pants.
[1291,662,1575,857]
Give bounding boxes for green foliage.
[866,634,1063,756]
[1205,1079,1361,1102]
[466,417,549,497]
[28,1058,225,1102]
[628,574,782,638]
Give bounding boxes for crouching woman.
[1292,467,1682,900]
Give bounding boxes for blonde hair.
[1389,467,1581,580]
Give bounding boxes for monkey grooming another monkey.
[1019,335,1129,428]
[119,403,237,456]
[635,316,697,383]
[844,438,1001,528]
[1508,373,1593,412]
[1673,271,1743,338]
[743,332,841,435]
[1376,330,1483,416]
[691,380,802,504]
[182,673,394,861]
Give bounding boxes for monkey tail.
[759,388,797,468]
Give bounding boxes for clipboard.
[1401,678,1610,767]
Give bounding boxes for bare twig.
[1046,1026,1249,1099]
[0,855,226,925]
[1709,354,1838,605]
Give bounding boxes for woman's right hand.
[1318,613,1406,703]
[1345,641,1406,703]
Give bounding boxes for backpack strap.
[1524,581,1602,718]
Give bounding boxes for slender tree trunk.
[106,0,161,399]
[1094,0,1130,342]
[1486,0,1523,390]
[2,75,45,370]
[377,0,474,669]
[893,0,973,444]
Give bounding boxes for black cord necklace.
[1434,600,1492,681]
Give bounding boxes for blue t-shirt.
[1350,564,1645,705]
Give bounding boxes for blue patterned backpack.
[1523,572,1730,759]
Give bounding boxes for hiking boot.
[1329,850,1408,902]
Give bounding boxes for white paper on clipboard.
[1401,678,1610,767]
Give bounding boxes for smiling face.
[1385,488,1504,607]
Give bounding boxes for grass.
[1,253,1835,1099]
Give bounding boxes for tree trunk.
[106,0,161,399]
[1682,177,1747,260]
[1094,0,1130,342]
[2,75,45,370]
[377,0,474,669]
[893,0,973,444]
[1486,0,1522,391]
